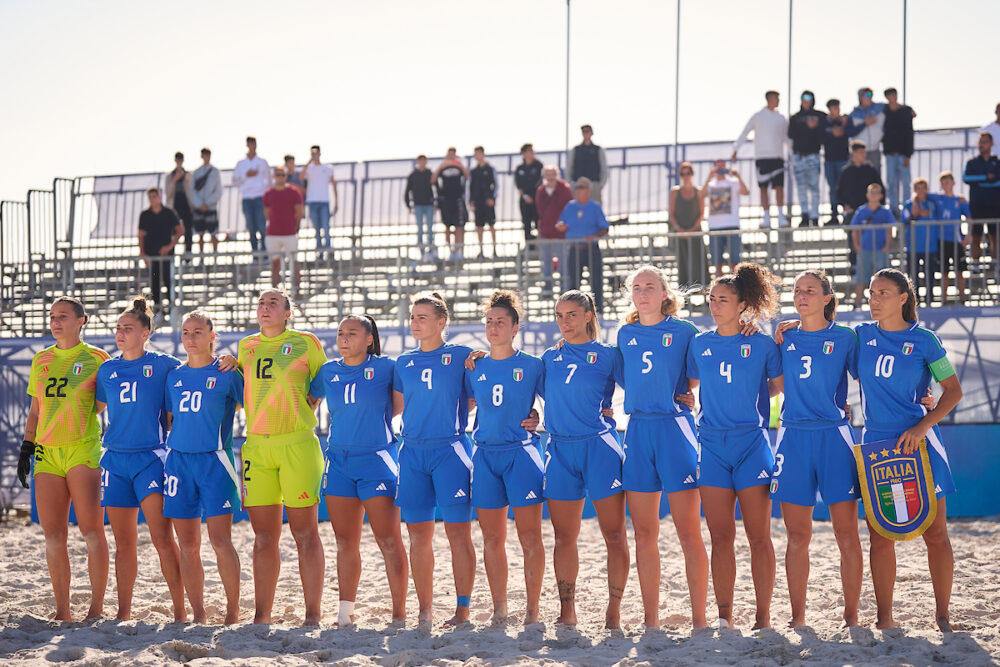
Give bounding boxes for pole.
[902,0,908,103]
[565,0,571,157]
[787,0,793,117]
[674,0,681,163]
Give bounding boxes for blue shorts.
[544,432,625,502]
[100,448,167,508]
[162,449,242,520]
[396,437,473,523]
[770,424,859,507]
[323,445,399,501]
[698,427,775,492]
[623,414,699,494]
[863,426,955,498]
[471,442,545,509]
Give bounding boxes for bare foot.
[85,604,103,621]
[875,616,898,630]
[387,618,406,630]
[442,606,470,628]
[692,618,708,630]
[417,609,433,626]
[842,613,859,628]
[556,612,577,627]
[937,616,952,633]
[192,612,207,624]
[523,611,539,626]
[53,610,72,622]
[173,611,188,623]
[302,614,321,627]
[490,612,509,627]
[752,612,770,630]
[605,612,621,630]
[116,610,130,622]
[224,609,240,625]
[252,613,271,625]
[787,616,805,629]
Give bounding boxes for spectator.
[262,167,304,293]
[822,98,858,225]
[404,154,437,261]
[962,131,1000,271]
[848,88,886,176]
[850,183,894,308]
[284,154,304,192]
[556,177,610,312]
[164,152,194,257]
[567,125,609,205]
[930,171,969,303]
[838,141,884,282]
[432,147,470,262]
[188,148,224,255]
[702,159,749,275]
[668,161,708,287]
[788,90,826,226]
[137,187,183,311]
[732,90,789,228]
[469,146,498,259]
[232,136,271,256]
[514,143,543,240]
[883,88,917,219]
[901,177,939,304]
[980,102,1000,152]
[302,145,339,255]
[535,164,573,290]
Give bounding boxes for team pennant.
[855,438,937,541]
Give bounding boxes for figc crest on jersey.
[902,342,914,355]
[855,438,937,541]
[740,344,751,358]
[586,352,597,364]
[513,368,524,381]
[662,333,673,347]
[142,365,153,378]
[72,362,83,375]
[364,367,375,380]
[206,377,217,389]
[281,343,293,355]
[823,341,834,354]
[441,354,452,365]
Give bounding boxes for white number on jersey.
[641,351,653,374]
[164,475,179,497]
[875,354,895,378]
[564,363,578,384]
[719,361,732,384]
[773,453,785,477]
[178,390,203,413]
[491,384,504,406]
[118,381,137,404]
[421,368,433,390]
[344,383,357,404]
[799,355,812,379]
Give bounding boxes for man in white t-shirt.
[732,90,789,229]
[300,145,339,253]
[981,102,1000,153]
[232,136,272,255]
[702,159,750,276]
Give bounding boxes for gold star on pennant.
[893,446,902,455]
[880,448,890,458]
[869,452,878,461]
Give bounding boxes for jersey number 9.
[421,368,433,390]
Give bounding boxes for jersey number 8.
[492,384,503,406]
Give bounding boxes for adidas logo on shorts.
[683,475,695,484]
[611,479,622,489]
[935,484,942,494]
[757,470,770,480]
[375,482,387,491]
[701,349,712,356]
[525,490,537,500]
[848,486,855,495]
[148,480,159,489]
[222,500,231,509]
[298,491,310,500]
[454,488,467,498]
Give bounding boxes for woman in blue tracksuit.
[310,315,409,628]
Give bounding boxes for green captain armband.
[928,356,955,382]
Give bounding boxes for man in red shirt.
[262,166,304,292]
[534,165,573,292]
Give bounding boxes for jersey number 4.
[719,361,732,384]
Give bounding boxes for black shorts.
[755,158,785,188]
[939,240,967,272]
[440,199,468,228]
[969,203,1000,236]
[473,202,496,227]
[192,208,219,234]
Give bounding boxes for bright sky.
[1,0,997,203]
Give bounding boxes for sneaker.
[476,250,485,260]
[759,211,772,229]
[778,213,790,228]
[452,250,464,263]
[825,215,840,226]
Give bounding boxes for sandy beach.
[2,514,998,666]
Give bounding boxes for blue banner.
[855,438,937,541]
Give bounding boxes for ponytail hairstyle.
[557,290,599,341]
[340,314,382,355]
[873,267,918,322]
[182,310,216,354]
[411,291,450,323]
[482,289,524,325]
[795,269,837,321]
[52,296,88,323]
[121,295,154,331]
[621,264,684,325]
[713,262,781,324]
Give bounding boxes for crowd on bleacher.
[137,91,1000,311]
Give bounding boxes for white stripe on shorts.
[216,450,240,489]
[600,431,625,461]
[451,441,473,472]
[375,449,399,477]
[675,416,701,457]
[154,447,168,464]
[836,424,855,453]
[925,428,950,468]
[523,445,545,473]
[774,426,786,456]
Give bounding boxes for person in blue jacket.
[163,311,243,625]
[95,296,185,621]
[310,315,409,628]
[687,264,783,630]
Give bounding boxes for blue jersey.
[687,331,782,432]
[165,359,244,453]
[617,317,698,417]
[928,193,970,242]
[465,351,544,447]
[310,354,396,451]
[393,343,473,448]
[778,322,858,429]
[96,350,180,451]
[901,197,939,253]
[541,340,622,439]
[850,205,894,251]
[856,322,956,432]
